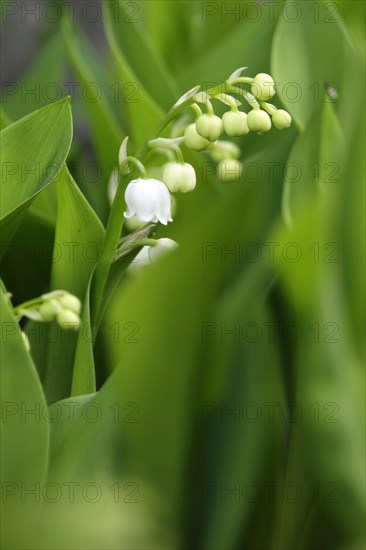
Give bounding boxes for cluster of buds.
[114,67,291,232]
[182,71,291,182]
[15,290,82,330]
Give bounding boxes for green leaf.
[106,0,179,110]
[197,272,284,550]
[271,0,355,130]
[62,17,124,176]
[103,2,164,146]
[42,165,104,403]
[0,107,11,130]
[0,285,49,481]
[71,277,95,396]
[178,8,280,90]
[0,98,72,255]
[50,165,104,297]
[282,102,343,226]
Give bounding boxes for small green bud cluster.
[180,69,291,183]
[39,291,81,329]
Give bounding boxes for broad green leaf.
[0,285,49,482]
[50,165,104,297]
[0,107,11,130]
[178,7,281,90]
[0,98,72,254]
[197,272,284,550]
[103,2,164,146]
[272,70,365,546]
[106,0,179,110]
[271,0,355,130]
[282,102,343,226]
[0,284,49,548]
[71,278,95,396]
[62,17,125,178]
[42,165,104,403]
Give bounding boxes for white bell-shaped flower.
[148,238,179,261]
[124,178,173,225]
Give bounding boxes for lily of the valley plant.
[9,68,291,342]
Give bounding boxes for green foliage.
[0,1,364,548]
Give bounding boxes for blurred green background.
[0,1,365,548]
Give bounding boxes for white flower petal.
[124,178,172,225]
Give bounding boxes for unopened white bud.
[210,141,241,162]
[162,162,196,193]
[217,159,242,182]
[57,293,81,314]
[148,238,179,262]
[247,110,272,133]
[272,109,292,129]
[39,299,63,322]
[251,73,276,101]
[57,310,81,330]
[222,111,249,137]
[184,123,212,151]
[195,114,223,142]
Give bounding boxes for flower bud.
[148,238,179,262]
[247,110,272,133]
[217,159,242,182]
[57,309,81,330]
[39,299,63,322]
[162,162,196,193]
[272,109,292,129]
[195,114,223,142]
[251,73,276,100]
[222,111,249,137]
[184,123,212,151]
[57,293,82,314]
[210,141,241,162]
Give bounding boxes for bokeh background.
[1,1,365,549]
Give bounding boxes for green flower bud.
[222,111,249,137]
[57,309,81,330]
[195,114,223,142]
[162,162,196,193]
[57,293,81,314]
[217,159,242,183]
[251,73,276,101]
[272,109,292,129]
[39,299,63,322]
[247,110,272,133]
[184,123,212,151]
[210,141,241,162]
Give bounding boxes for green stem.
[213,93,239,111]
[228,86,260,109]
[190,103,202,117]
[259,101,277,115]
[13,297,43,315]
[132,238,158,248]
[91,170,131,324]
[232,76,254,85]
